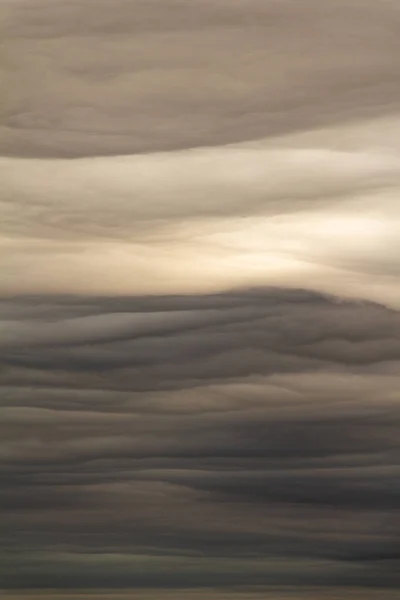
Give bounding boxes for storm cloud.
[1,0,399,597]
[0,290,399,592]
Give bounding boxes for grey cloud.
[0,305,265,348]
[3,551,396,590]
[173,466,400,510]
[2,0,400,594]
[1,289,398,376]
[0,288,399,589]
[2,0,400,157]
[3,147,397,241]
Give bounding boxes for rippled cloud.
[1,0,399,595]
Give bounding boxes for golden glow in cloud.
[1,117,399,305]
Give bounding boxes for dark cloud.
[0,288,399,590]
[1,1,399,595]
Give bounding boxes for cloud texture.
[0,290,399,591]
[0,0,399,597]
[2,0,400,157]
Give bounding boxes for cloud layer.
[0,289,399,589]
[1,129,400,304]
[1,0,399,595]
[2,0,400,157]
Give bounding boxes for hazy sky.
[0,1,399,598]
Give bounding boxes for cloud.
[1,0,400,593]
[0,289,399,588]
[2,146,397,232]
[1,129,400,305]
[2,0,400,157]
[0,305,265,348]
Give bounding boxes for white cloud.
[1,117,399,306]
[1,144,398,235]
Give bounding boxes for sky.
[0,0,399,598]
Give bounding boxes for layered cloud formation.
[1,290,399,590]
[1,130,400,304]
[2,0,400,306]
[0,0,399,596]
[2,0,400,157]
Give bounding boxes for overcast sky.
[0,1,399,598]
